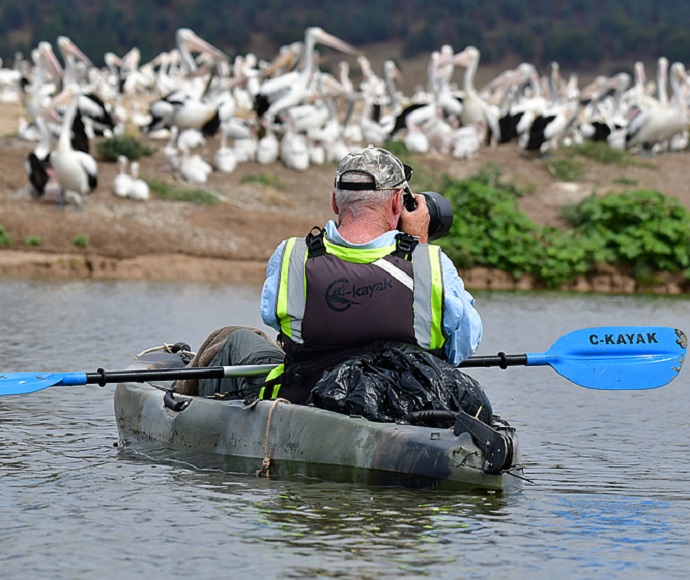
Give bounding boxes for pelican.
[213,129,238,173]
[24,112,54,197]
[404,122,430,154]
[179,153,212,184]
[21,42,62,128]
[143,89,221,136]
[449,46,501,144]
[56,36,92,87]
[279,114,310,171]
[452,125,481,159]
[175,28,228,75]
[625,57,688,153]
[49,85,98,207]
[255,27,359,119]
[256,120,280,165]
[522,62,579,153]
[112,155,132,198]
[142,31,228,136]
[128,162,150,201]
[494,63,543,144]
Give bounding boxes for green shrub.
[437,169,690,288]
[96,136,157,162]
[438,171,541,279]
[563,189,690,277]
[24,235,43,247]
[72,234,88,248]
[0,225,12,246]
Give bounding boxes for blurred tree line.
[2,0,690,71]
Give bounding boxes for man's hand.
[399,193,430,244]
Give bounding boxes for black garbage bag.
[308,343,493,425]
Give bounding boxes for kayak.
[2,326,682,490]
[113,348,524,492]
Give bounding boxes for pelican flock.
[5,26,690,207]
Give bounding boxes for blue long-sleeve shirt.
[260,220,482,365]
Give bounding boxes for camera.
[402,191,454,241]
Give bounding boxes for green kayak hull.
[113,357,523,492]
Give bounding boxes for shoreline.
[2,249,688,295]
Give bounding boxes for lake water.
[1,279,689,579]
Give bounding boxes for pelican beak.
[261,48,299,78]
[177,28,228,62]
[38,42,64,80]
[122,47,141,71]
[309,27,361,56]
[450,46,477,68]
[58,36,93,67]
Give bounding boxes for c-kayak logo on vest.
[325,277,393,311]
[588,332,658,345]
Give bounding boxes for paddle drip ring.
[497,352,508,369]
[96,368,107,387]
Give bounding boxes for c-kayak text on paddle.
[588,332,658,345]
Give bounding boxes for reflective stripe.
[428,245,445,349]
[411,245,445,350]
[277,238,308,342]
[372,258,414,291]
[412,246,433,348]
[259,383,282,399]
[323,238,397,263]
[259,364,284,400]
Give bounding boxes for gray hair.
[333,171,399,218]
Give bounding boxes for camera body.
[402,191,454,241]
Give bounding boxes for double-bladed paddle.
[0,326,686,397]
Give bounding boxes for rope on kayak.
[135,343,197,359]
[256,398,291,479]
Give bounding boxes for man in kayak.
[178,145,482,404]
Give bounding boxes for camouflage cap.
[334,145,412,191]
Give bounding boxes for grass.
[96,135,157,162]
[543,157,584,181]
[566,141,656,168]
[613,176,639,186]
[146,178,221,205]
[240,172,286,190]
[542,141,657,183]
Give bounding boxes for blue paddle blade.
[0,372,87,395]
[526,326,687,390]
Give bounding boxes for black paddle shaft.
[458,353,528,370]
[83,354,529,386]
[84,366,230,386]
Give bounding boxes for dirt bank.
[1,108,690,293]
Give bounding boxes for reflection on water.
[1,281,689,578]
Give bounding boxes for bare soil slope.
[1,100,689,290]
